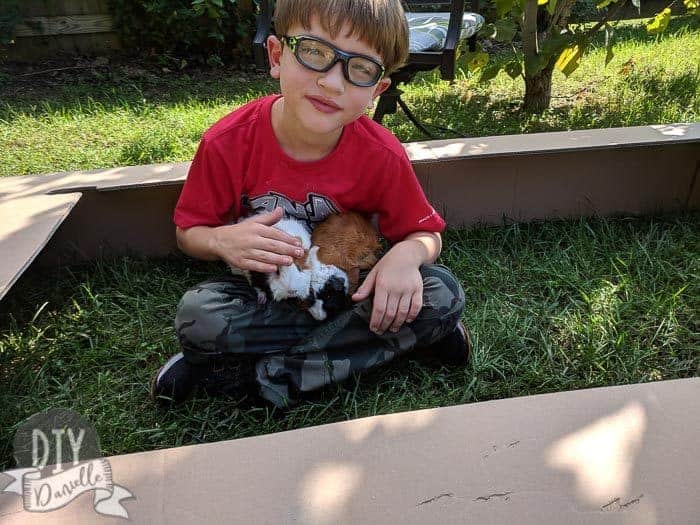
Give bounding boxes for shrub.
[107,0,255,65]
[0,0,23,57]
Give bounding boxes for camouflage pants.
[175,264,465,408]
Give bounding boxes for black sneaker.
[417,321,472,366]
[150,352,204,405]
[151,352,259,406]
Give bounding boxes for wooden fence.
[8,0,119,62]
[6,0,686,63]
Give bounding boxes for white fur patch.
[305,246,349,321]
[275,218,312,249]
[268,260,311,300]
[307,246,349,295]
[267,218,313,300]
[308,299,327,321]
[229,217,351,321]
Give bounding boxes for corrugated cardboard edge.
[1,378,698,523]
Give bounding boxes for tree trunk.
[524,63,555,113]
[520,0,577,113]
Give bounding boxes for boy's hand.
[351,243,424,335]
[213,207,304,273]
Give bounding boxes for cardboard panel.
[1,378,698,523]
[1,125,698,297]
[405,123,700,162]
[414,144,697,226]
[34,186,182,267]
[0,193,81,301]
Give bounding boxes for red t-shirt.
[174,94,445,242]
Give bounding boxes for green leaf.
[479,23,497,39]
[479,62,503,82]
[646,8,671,34]
[468,51,490,71]
[505,60,522,78]
[495,0,515,17]
[494,19,518,42]
[683,0,700,15]
[555,44,583,77]
[546,0,558,15]
[525,52,550,76]
[596,0,618,9]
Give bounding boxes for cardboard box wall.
[1,378,698,523]
[1,123,698,300]
[1,125,698,523]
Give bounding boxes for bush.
[569,0,602,23]
[0,0,23,56]
[107,0,255,65]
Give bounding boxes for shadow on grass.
[0,67,279,121]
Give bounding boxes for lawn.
[1,215,698,469]
[0,16,699,468]
[1,16,698,177]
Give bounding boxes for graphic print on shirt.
[243,192,340,230]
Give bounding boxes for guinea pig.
[231,212,381,322]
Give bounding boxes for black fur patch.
[316,276,350,319]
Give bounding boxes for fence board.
[15,15,113,37]
[21,0,110,17]
[8,32,121,61]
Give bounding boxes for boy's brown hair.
[273,0,409,76]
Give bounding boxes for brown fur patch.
[311,212,381,292]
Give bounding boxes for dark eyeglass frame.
[279,34,386,88]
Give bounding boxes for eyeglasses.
[280,35,385,88]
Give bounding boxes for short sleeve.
[374,149,446,242]
[173,137,239,229]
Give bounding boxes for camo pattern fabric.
[175,264,465,408]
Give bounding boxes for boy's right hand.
[212,207,304,273]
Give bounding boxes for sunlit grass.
[1,17,698,176]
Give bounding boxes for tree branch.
[523,0,539,60]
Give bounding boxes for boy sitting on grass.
[151,0,470,409]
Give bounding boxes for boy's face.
[267,15,391,138]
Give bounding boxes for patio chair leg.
[396,97,436,139]
[373,90,399,124]
[373,83,436,139]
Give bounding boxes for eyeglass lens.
[295,38,382,86]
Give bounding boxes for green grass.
[1,215,698,469]
[0,16,698,468]
[1,16,698,177]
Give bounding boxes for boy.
[151,0,469,409]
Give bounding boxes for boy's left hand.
[352,244,423,335]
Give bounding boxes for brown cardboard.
[1,378,698,523]
[0,193,81,300]
[1,124,698,301]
